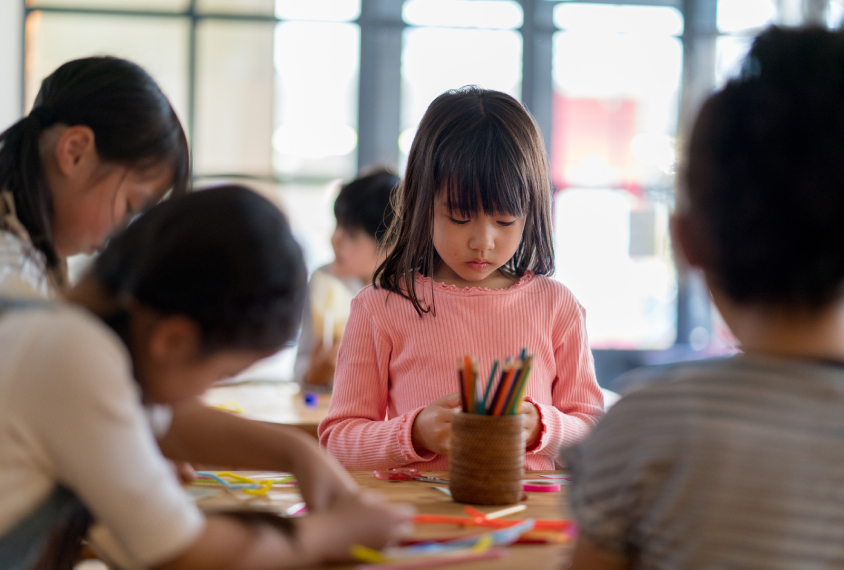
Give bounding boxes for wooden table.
[191,471,570,569]
[202,381,330,438]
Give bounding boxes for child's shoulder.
[353,282,388,304]
[2,302,127,372]
[523,274,585,314]
[595,355,844,438]
[529,273,576,296]
[351,282,414,317]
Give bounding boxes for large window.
[19,0,837,384]
[551,3,683,349]
[399,0,523,168]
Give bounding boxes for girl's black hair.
[373,86,555,316]
[0,56,190,276]
[93,185,306,352]
[334,168,399,241]
[683,26,844,309]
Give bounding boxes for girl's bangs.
[435,127,530,219]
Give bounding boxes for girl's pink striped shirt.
[318,272,604,471]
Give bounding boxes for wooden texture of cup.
[449,412,525,505]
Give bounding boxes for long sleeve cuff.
[396,406,438,464]
[524,396,564,457]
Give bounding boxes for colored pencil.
[489,362,517,417]
[463,354,474,413]
[497,359,523,416]
[456,351,534,416]
[505,356,533,416]
[478,360,498,415]
[484,360,509,416]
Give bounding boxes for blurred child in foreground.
[565,27,844,570]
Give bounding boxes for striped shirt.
[564,355,844,570]
[319,272,605,471]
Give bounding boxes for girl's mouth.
[466,260,490,271]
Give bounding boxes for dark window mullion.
[357,0,404,172]
[520,0,556,159]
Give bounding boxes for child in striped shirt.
[565,26,844,570]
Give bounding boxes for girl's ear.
[53,125,97,177]
[147,315,203,365]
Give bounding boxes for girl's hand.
[520,401,541,449]
[298,491,416,562]
[411,393,461,456]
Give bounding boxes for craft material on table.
[194,471,296,496]
[374,468,449,484]
[538,474,570,481]
[413,513,569,531]
[352,517,546,569]
[285,501,308,516]
[463,505,526,521]
[359,518,534,560]
[209,400,244,413]
[522,480,562,493]
[355,548,507,570]
[184,470,568,569]
[303,391,319,408]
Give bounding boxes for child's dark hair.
[374,86,554,316]
[0,56,190,273]
[683,26,844,309]
[334,168,399,241]
[93,185,306,352]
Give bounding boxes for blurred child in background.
[295,168,398,389]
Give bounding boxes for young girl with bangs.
[319,86,604,471]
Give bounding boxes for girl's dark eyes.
[497,220,517,227]
[449,217,470,225]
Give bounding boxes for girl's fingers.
[433,392,461,408]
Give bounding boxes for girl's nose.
[469,224,495,251]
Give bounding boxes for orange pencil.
[463,354,474,413]
[490,362,517,416]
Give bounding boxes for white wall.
[0,0,23,132]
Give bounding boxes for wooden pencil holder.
[449,412,525,505]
